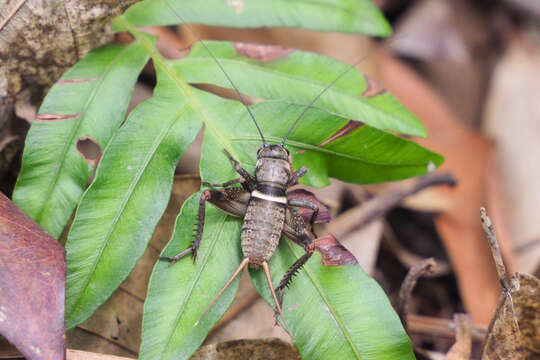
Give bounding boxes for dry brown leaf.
[339,219,382,275]
[67,349,134,360]
[481,273,540,359]
[192,338,299,360]
[481,208,540,359]
[445,314,472,360]
[0,192,65,360]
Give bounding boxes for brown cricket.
[161,141,354,326]
[160,3,358,327]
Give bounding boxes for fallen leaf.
[0,192,65,360]
[445,314,472,360]
[191,338,299,360]
[480,208,540,359]
[481,273,540,359]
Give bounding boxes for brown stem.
[327,172,456,238]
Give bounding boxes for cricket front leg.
[160,190,212,264]
[287,166,307,186]
[223,149,256,190]
[161,187,250,265]
[202,178,245,188]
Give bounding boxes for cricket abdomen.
[241,196,286,268]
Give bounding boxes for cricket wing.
[283,208,357,266]
[282,207,314,247]
[207,188,250,218]
[287,188,331,223]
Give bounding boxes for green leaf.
[65,60,204,329]
[140,192,243,360]
[250,240,415,360]
[12,42,149,239]
[172,42,425,137]
[196,100,442,187]
[140,97,428,360]
[123,0,391,36]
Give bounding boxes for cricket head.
[255,144,292,186]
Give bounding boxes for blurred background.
[1,0,539,358]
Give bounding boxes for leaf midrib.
[68,104,188,318]
[35,44,135,224]
[159,213,229,359]
[159,0,385,32]
[115,17,239,159]
[285,240,363,359]
[231,136,434,167]
[176,56,419,135]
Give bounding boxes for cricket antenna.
[280,34,406,146]
[163,1,268,146]
[280,54,371,146]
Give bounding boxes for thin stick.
[262,261,291,334]
[407,314,487,342]
[327,172,456,238]
[480,207,511,292]
[196,257,250,324]
[397,258,437,328]
[0,0,27,31]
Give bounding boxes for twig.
[0,0,27,31]
[397,258,437,328]
[67,349,135,360]
[407,314,487,342]
[445,314,472,360]
[480,207,513,292]
[327,172,456,238]
[381,222,451,275]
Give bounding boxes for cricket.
[159,2,360,328]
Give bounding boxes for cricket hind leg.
[202,178,245,188]
[273,245,315,323]
[160,190,211,264]
[203,177,253,192]
[288,199,319,236]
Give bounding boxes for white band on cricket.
[251,190,288,204]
